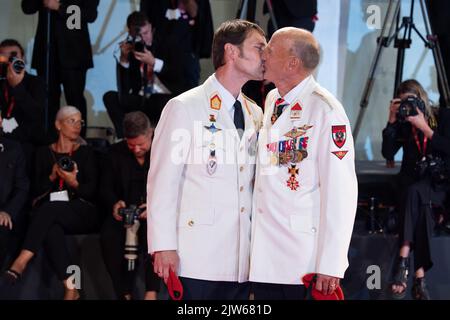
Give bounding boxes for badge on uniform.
[205,95,223,176]
[332,125,347,149]
[290,102,302,120]
[207,150,218,175]
[284,125,313,139]
[332,150,349,160]
[210,94,222,111]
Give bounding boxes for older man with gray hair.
[249,27,358,300]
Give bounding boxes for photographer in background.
[21,0,99,138]
[100,111,159,300]
[382,80,450,300]
[0,39,46,169]
[2,106,98,300]
[104,11,194,138]
[0,111,29,270]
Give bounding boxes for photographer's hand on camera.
[134,48,155,69]
[6,61,24,88]
[407,108,435,139]
[388,98,402,124]
[56,163,79,189]
[113,200,126,222]
[119,41,133,65]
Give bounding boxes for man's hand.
[43,0,61,11]
[119,42,133,65]
[138,203,147,220]
[388,98,401,124]
[113,200,126,221]
[134,48,155,68]
[407,109,434,139]
[0,211,13,230]
[153,250,180,284]
[315,274,340,296]
[7,63,25,88]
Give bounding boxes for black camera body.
[119,205,145,226]
[0,55,26,80]
[416,154,448,185]
[396,96,427,122]
[57,156,75,172]
[126,34,145,53]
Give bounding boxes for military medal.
[205,95,222,176]
[286,165,300,191]
[207,150,218,175]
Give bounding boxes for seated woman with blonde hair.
[3,106,98,300]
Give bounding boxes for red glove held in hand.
[302,273,344,300]
[167,269,183,300]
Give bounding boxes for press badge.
[2,117,19,134]
[50,190,69,202]
[165,8,181,20]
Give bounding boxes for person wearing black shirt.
[21,0,100,137]
[264,0,318,37]
[100,111,159,300]
[383,80,450,300]
[140,0,214,87]
[0,113,29,270]
[0,39,46,167]
[103,11,197,138]
[3,106,98,300]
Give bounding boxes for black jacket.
[382,108,450,177]
[117,40,195,98]
[140,0,213,59]
[21,0,99,71]
[0,137,29,222]
[100,141,150,214]
[264,0,318,20]
[0,73,46,146]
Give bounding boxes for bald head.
[273,27,320,71]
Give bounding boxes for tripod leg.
[353,0,401,139]
[420,0,450,107]
[265,0,279,31]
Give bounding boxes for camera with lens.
[396,96,427,123]
[0,53,26,80]
[126,26,145,53]
[57,156,75,172]
[416,154,448,185]
[119,205,145,226]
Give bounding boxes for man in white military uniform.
[147,20,266,299]
[250,28,358,299]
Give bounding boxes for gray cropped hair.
[123,111,154,138]
[56,106,81,121]
[291,39,320,71]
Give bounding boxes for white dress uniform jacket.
[249,76,358,285]
[147,75,263,282]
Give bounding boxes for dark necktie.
[271,98,288,125]
[233,100,245,138]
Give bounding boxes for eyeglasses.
[64,118,85,127]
